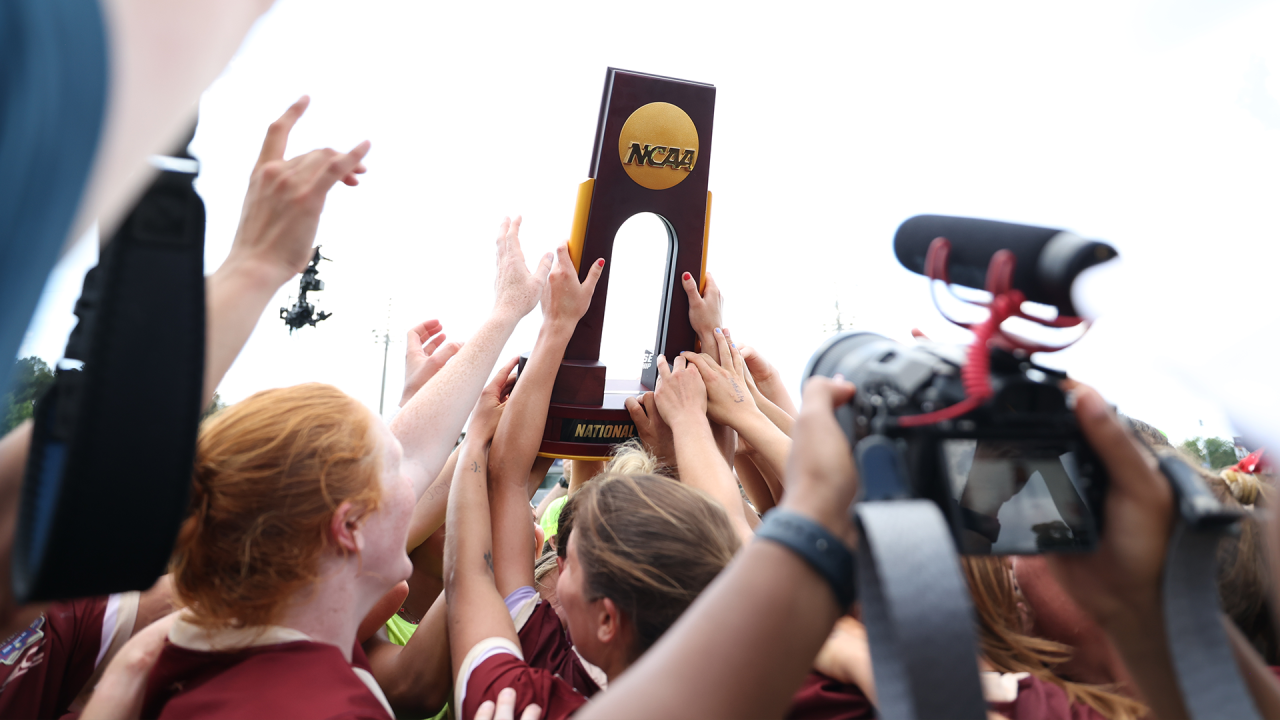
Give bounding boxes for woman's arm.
[405,446,461,553]
[488,243,602,597]
[444,360,524,682]
[393,217,552,499]
[734,453,776,514]
[575,377,860,720]
[364,592,452,717]
[653,354,754,544]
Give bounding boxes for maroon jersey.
[517,600,602,699]
[460,648,587,720]
[142,619,392,720]
[784,670,875,720]
[987,674,1108,720]
[0,595,120,719]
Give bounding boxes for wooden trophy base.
[536,379,647,461]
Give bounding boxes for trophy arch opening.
[599,212,676,383]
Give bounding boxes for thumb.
[535,251,553,280]
[681,271,701,304]
[583,258,606,295]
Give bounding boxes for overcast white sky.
[20,0,1280,447]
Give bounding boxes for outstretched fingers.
[317,140,372,190]
[258,95,310,164]
[408,320,443,346]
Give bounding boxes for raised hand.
[653,354,709,426]
[625,391,676,469]
[541,242,605,327]
[401,320,463,407]
[681,328,758,429]
[781,376,859,540]
[467,357,521,446]
[738,343,799,418]
[493,216,554,320]
[1045,383,1173,625]
[682,270,725,360]
[226,96,371,285]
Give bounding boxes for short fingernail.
[731,343,736,348]
[834,373,845,382]
[683,272,692,281]
[499,688,516,701]
[597,258,605,267]
[714,327,722,334]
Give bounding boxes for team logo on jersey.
[617,102,700,190]
[0,616,44,666]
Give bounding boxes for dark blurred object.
[894,215,1117,316]
[12,126,205,602]
[280,248,331,333]
[0,1,109,396]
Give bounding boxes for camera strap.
[854,500,988,720]
[1158,456,1261,720]
[12,146,205,602]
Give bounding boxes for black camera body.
[806,214,1122,555]
[808,332,1107,554]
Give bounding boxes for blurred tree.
[202,391,227,421]
[1179,436,1241,469]
[4,356,55,433]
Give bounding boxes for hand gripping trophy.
[525,68,715,461]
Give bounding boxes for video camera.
[806,215,1119,554]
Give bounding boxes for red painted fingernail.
[597,259,605,267]
[683,272,692,281]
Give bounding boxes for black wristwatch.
[557,476,569,489]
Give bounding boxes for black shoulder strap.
[11,144,205,602]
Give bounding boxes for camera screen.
[941,439,1098,554]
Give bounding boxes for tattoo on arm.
[470,460,480,472]
[483,550,494,574]
[730,379,745,403]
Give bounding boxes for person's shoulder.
[465,652,587,720]
[149,641,390,720]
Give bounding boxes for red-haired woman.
[131,215,550,719]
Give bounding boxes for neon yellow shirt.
[383,614,450,720]
[540,495,568,539]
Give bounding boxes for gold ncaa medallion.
[617,102,699,190]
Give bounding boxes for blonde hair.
[605,440,663,477]
[172,383,383,629]
[1220,469,1267,506]
[963,557,1146,720]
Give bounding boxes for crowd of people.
[3,3,1280,719]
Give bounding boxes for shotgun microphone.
[893,214,1117,316]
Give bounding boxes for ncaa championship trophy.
[525,68,715,461]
